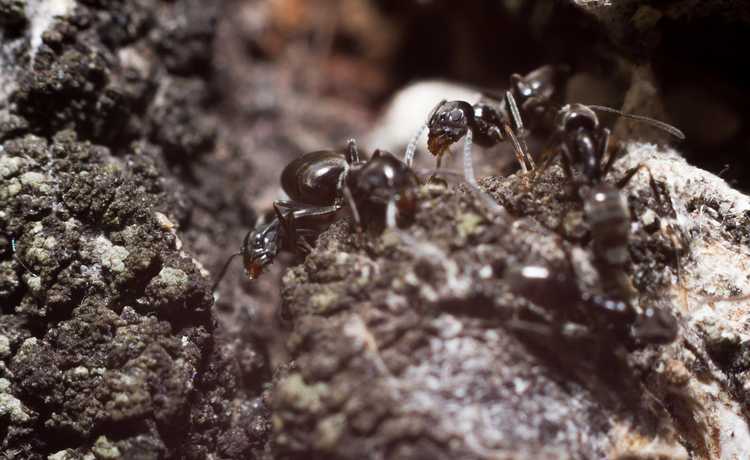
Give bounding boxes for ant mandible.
[212,140,420,291]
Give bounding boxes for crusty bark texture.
[1,1,269,458]
[274,144,750,459]
[3,1,750,459]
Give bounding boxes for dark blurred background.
[216,0,750,188]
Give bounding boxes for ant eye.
[449,109,464,123]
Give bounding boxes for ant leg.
[426,153,446,185]
[404,124,428,168]
[504,90,535,170]
[294,230,317,254]
[340,185,363,231]
[500,122,530,174]
[598,129,623,180]
[530,147,561,184]
[615,164,663,206]
[345,138,360,164]
[273,201,299,245]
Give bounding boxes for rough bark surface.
[274,143,750,459]
[3,1,750,459]
[1,1,269,458]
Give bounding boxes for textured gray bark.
[274,141,750,459]
[3,0,750,459]
[1,1,268,458]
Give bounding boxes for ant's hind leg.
[530,147,561,184]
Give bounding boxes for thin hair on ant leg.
[211,251,242,292]
[11,238,39,278]
[587,105,686,140]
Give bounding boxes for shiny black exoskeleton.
[508,262,678,347]
[419,65,568,174]
[541,103,685,345]
[212,140,420,289]
[280,142,419,229]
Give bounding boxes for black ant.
[212,140,420,291]
[405,65,568,188]
[536,102,685,344]
[507,258,677,347]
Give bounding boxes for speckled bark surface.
[1,1,269,458]
[3,1,750,459]
[274,143,750,459]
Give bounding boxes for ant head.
[426,100,474,156]
[241,221,280,280]
[556,103,599,134]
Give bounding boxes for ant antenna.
[11,238,39,278]
[462,129,479,188]
[587,105,686,140]
[404,123,427,168]
[461,130,511,221]
[211,251,242,292]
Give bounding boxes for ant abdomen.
[584,184,637,301]
[281,150,348,206]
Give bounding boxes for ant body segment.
[212,140,420,291]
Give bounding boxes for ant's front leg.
[504,90,535,171]
[426,151,446,186]
[273,201,301,252]
[275,200,341,251]
[294,229,318,254]
[497,122,531,175]
[615,163,664,206]
[340,184,363,232]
